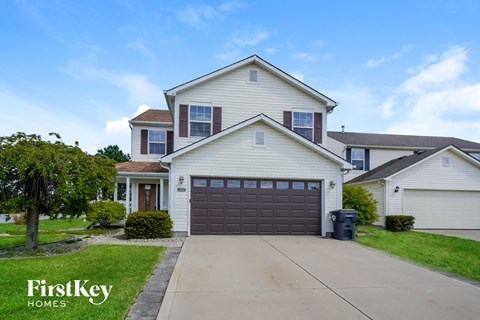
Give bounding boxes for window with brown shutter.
[166,131,174,154]
[179,104,188,137]
[283,111,292,129]
[140,130,148,154]
[314,112,322,144]
[213,107,222,134]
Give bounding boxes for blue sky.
[1,0,480,154]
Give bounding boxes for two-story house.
[116,55,352,237]
[327,131,480,229]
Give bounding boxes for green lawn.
[0,245,164,320]
[356,226,480,281]
[0,218,113,248]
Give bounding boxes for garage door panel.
[404,190,480,229]
[191,177,322,235]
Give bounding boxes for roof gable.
[348,145,480,184]
[164,55,337,111]
[161,113,352,169]
[130,109,172,124]
[328,131,480,151]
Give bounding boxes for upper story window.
[247,68,259,84]
[148,130,166,154]
[347,148,370,171]
[190,105,212,137]
[292,111,313,140]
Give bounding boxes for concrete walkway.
[158,236,480,320]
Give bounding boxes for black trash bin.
[331,209,358,240]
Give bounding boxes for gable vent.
[248,68,259,83]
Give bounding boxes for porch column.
[113,182,118,201]
[126,177,131,215]
[159,178,164,210]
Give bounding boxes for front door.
[139,184,157,211]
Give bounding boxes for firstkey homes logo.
[27,280,113,307]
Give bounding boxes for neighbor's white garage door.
[404,190,480,229]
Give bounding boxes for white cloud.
[176,1,245,29]
[265,47,277,54]
[215,27,271,63]
[365,45,412,68]
[291,52,318,62]
[313,40,326,48]
[61,60,162,106]
[0,85,104,153]
[400,46,467,94]
[381,46,480,143]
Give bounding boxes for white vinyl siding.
[361,182,386,225]
[170,122,342,234]
[174,64,327,150]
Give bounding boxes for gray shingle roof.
[328,131,480,151]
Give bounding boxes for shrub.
[13,213,27,225]
[385,215,415,232]
[342,184,379,225]
[125,210,173,239]
[86,201,125,226]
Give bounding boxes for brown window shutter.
[166,131,174,155]
[141,130,148,154]
[314,112,323,144]
[179,104,188,137]
[283,111,292,129]
[213,107,222,134]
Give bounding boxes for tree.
[96,145,130,163]
[0,132,117,249]
[342,184,379,225]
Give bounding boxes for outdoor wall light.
[329,180,336,189]
[179,176,185,185]
[394,186,400,193]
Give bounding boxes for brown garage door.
[191,177,322,235]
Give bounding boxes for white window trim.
[148,129,166,155]
[189,104,213,138]
[247,68,259,84]
[252,130,266,148]
[292,110,314,140]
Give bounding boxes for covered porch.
[115,162,169,214]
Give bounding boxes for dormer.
[129,109,174,162]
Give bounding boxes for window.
[193,179,207,187]
[292,182,305,190]
[247,68,259,83]
[351,148,365,170]
[253,130,266,147]
[149,130,166,154]
[442,157,450,167]
[244,180,257,188]
[292,111,313,140]
[190,105,212,137]
[260,180,273,189]
[308,182,320,190]
[227,180,241,188]
[276,181,289,189]
[210,179,224,188]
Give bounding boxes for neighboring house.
[347,145,480,229]
[328,131,480,182]
[116,55,352,237]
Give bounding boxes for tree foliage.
[342,184,379,225]
[0,132,117,248]
[96,145,131,163]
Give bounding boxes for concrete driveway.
[158,236,480,320]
